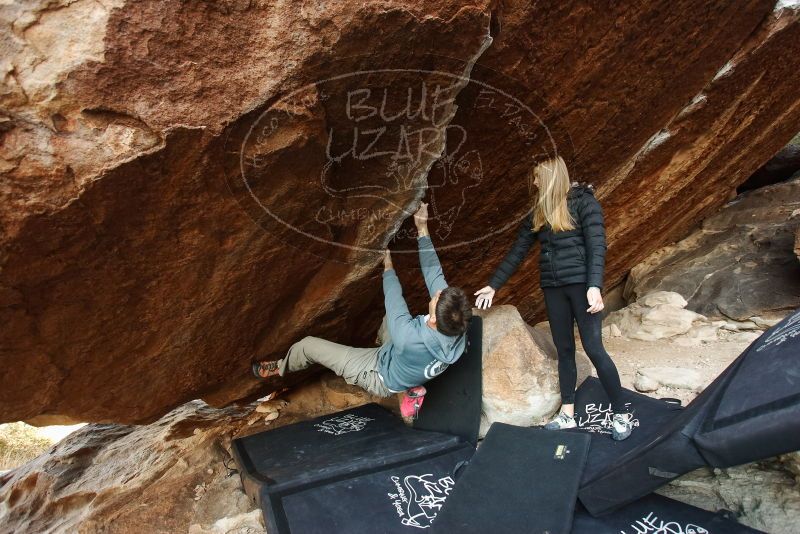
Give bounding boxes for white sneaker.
[544,412,577,430]
[611,412,634,441]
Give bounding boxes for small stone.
[750,316,781,329]
[264,411,279,422]
[729,331,762,343]
[685,324,719,342]
[636,366,704,392]
[634,371,660,392]
[723,320,759,331]
[255,403,279,414]
[206,468,213,475]
[638,291,688,308]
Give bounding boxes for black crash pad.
[579,308,800,516]
[414,316,483,445]
[232,403,473,533]
[432,423,591,534]
[232,403,463,504]
[572,493,764,533]
[277,444,473,533]
[570,377,683,483]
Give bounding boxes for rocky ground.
[0,374,396,534]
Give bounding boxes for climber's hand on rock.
[414,202,429,237]
[383,249,393,272]
[474,286,496,310]
[384,249,393,271]
[587,287,604,314]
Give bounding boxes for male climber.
[252,203,472,413]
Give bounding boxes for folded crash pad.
[432,423,591,534]
[570,376,684,484]
[572,493,764,533]
[579,308,800,516]
[414,316,483,445]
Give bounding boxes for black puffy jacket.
[488,183,607,290]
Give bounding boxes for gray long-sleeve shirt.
[377,235,467,392]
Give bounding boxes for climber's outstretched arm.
[414,203,448,296]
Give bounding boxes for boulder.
[4,1,800,425]
[632,372,660,393]
[605,292,710,341]
[783,451,800,480]
[625,176,800,321]
[660,459,800,534]
[638,291,689,308]
[0,400,264,534]
[476,306,590,435]
[0,374,391,533]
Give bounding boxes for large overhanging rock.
[3,1,800,424]
[0,0,495,424]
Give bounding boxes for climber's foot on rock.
[252,360,280,379]
[400,386,426,419]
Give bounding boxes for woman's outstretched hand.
[587,287,604,314]
[474,286,496,310]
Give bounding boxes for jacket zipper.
[547,230,557,284]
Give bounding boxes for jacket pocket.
[576,245,586,262]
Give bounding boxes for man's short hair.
[436,286,473,336]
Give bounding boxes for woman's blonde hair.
[531,155,575,232]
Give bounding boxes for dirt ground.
[599,336,755,405]
[604,338,750,406]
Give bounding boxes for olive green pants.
[278,336,393,397]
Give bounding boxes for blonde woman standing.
[474,155,634,440]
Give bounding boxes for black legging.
[542,283,624,413]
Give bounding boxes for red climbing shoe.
[400,386,427,419]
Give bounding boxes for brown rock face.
[2,1,800,424]
[795,221,800,261]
